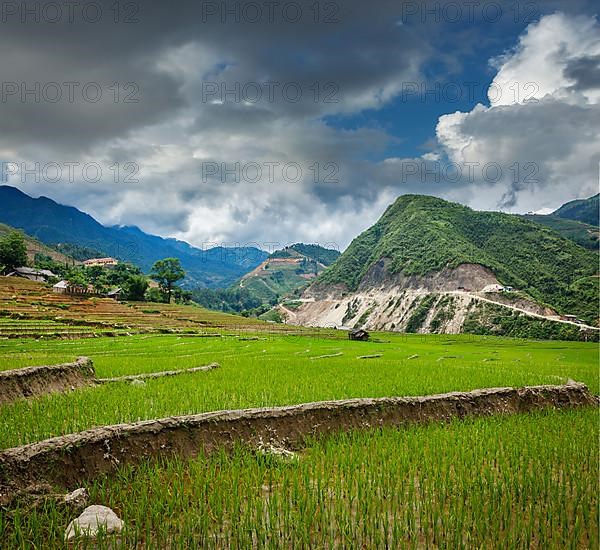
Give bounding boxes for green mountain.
[317,195,599,324]
[240,243,340,303]
[552,194,599,226]
[522,214,599,251]
[269,243,341,266]
[192,244,340,315]
[0,223,77,267]
[0,186,267,288]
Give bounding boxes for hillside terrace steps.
[0,277,303,337]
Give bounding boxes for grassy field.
[2,409,597,547]
[0,332,597,449]
[1,323,598,547]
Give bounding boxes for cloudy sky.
[1,0,598,251]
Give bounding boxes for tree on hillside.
[145,286,167,303]
[0,231,28,274]
[85,265,107,293]
[150,258,185,302]
[66,268,88,288]
[106,263,143,285]
[126,275,149,301]
[172,287,193,304]
[34,253,69,278]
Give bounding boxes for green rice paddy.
[0,331,597,548]
[0,333,597,449]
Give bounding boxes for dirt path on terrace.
[278,305,297,319]
[96,363,220,383]
[0,359,220,404]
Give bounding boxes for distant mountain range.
[0,186,267,288]
[2,184,598,330]
[191,243,341,315]
[288,194,599,339]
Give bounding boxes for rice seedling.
[1,321,597,549]
[1,408,596,548]
[0,333,597,448]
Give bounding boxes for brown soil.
[0,357,95,405]
[0,276,299,336]
[358,261,500,293]
[305,263,499,301]
[0,382,596,502]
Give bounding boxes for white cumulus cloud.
[435,12,600,211]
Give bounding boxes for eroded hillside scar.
[0,382,595,500]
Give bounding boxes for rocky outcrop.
[305,262,499,301]
[357,261,500,293]
[292,263,562,333]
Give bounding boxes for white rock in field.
[130,379,146,387]
[64,505,124,540]
[63,488,89,508]
[257,438,298,461]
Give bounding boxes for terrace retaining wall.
[97,363,220,383]
[0,381,596,500]
[0,359,220,406]
[0,357,95,405]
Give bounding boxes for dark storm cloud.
[0,0,587,155]
[1,1,598,248]
[565,54,600,90]
[0,0,429,154]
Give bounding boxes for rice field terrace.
[0,281,598,547]
[0,277,303,337]
[4,409,597,548]
[0,332,598,449]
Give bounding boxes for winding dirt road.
[456,292,599,331]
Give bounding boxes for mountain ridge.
[552,193,599,226]
[316,194,597,315]
[290,194,598,337]
[0,186,267,288]
[521,214,599,251]
[191,243,341,316]
[239,243,341,303]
